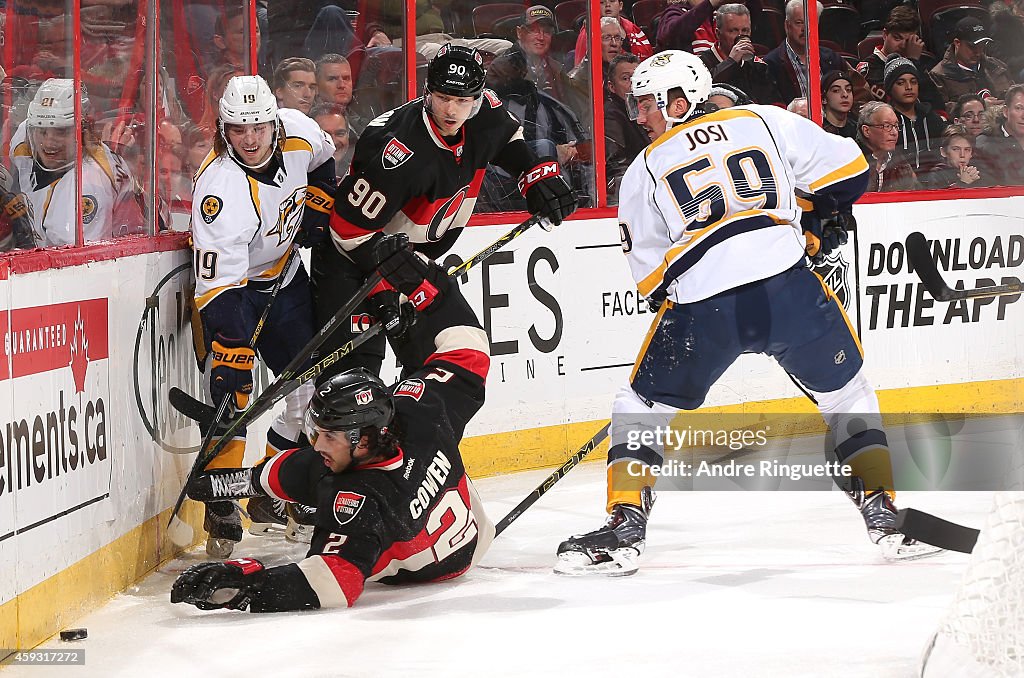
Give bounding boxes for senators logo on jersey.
[333,491,366,525]
[201,195,222,224]
[382,138,414,170]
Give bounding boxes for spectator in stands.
[765,0,849,105]
[921,124,989,188]
[823,71,858,138]
[975,83,1024,185]
[198,64,245,130]
[884,56,948,172]
[657,0,762,55]
[707,83,752,109]
[273,57,317,115]
[951,93,986,138]
[929,18,1014,114]
[603,54,648,204]
[573,0,653,69]
[699,4,784,105]
[266,2,362,67]
[182,123,214,176]
[857,101,920,191]
[311,102,354,175]
[490,7,588,122]
[988,0,1024,82]
[787,98,808,116]
[213,8,259,72]
[571,17,626,85]
[856,6,945,113]
[315,54,354,112]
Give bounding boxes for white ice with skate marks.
[10,463,996,678]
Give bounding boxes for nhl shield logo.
[382,138,414,170]
[333,491,366,525]
[354,387,373,405]
[814,251,851,310]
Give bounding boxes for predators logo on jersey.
[82,195,97,224]
[266,186,306,246]
[201,195,222,224]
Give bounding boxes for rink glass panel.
[2,0,1024,252]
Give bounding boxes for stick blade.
[896,507,979,553]
[905,232,954,302]
[168,387,215,431]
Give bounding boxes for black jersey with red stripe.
[328,91,532,269]
[244,284,495,612]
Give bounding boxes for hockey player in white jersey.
[8,78,144,247]
[555,51,942,576]
[190,75,336,557]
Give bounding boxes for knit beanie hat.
[821,70,852,96]
[883,55,918,94]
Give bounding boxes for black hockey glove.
[294,181,335,248]
[373,233,448,311]
[171,558,266,611]
[801,193,851,265]
[1,187,37,250]
[210,334,255,410]
[519,160,577,231]
[369,288,418,339]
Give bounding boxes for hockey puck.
[59,628,87,641]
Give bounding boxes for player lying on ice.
[554,51,944,576]
[171,233,495,612]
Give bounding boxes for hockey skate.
[204,501,242,558]
[847,478,944,561]
[285,503,316,544]
[247,495,289,537]
[554,488,654,576]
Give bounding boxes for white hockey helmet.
[27,78,80,128]
[219,75,278,125]
[627,51,712,127]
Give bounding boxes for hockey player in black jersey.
[311,43,576,379]
[171,234,494,612]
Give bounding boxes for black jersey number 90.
[664,148,779,231]
[347,178,387,220]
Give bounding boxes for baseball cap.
[954,17,992,45]
[522,5,556,28]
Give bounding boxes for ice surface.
[11,463,993,678]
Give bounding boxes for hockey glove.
[210,335,256,410]
[295,181,335,248]
[800,193,850,265]
[373,233,448,311]
[369,288,418,339]
[519,160,577,231]
[171,558,266,611]
[0,187,37,250]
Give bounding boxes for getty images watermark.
[624,424,852,484]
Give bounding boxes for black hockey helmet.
[307,368,394,439]
[426,43,487,98]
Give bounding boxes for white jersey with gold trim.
[191,108,335,310]
[9,121,143,247]
[618,105,868,304]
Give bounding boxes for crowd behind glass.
[2,0,1022,248]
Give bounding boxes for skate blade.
[553,550,639,577]
[206,537,236,559]
[285,520,313,544]
[875,533,945,561]
[248,522,287,537]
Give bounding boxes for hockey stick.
[495,422,610,536]
[167,248,298,534]
[906,232,1023,302]
[193,214,546,466]
[895,508,980,553]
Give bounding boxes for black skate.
[247,495,289,537]
[554,488,654,576]
[204,501,242,558]
[284,503,317,544]
[847,478,943,561]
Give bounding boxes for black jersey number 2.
[663,148,778,231]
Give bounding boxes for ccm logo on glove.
[517,161,561,194]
